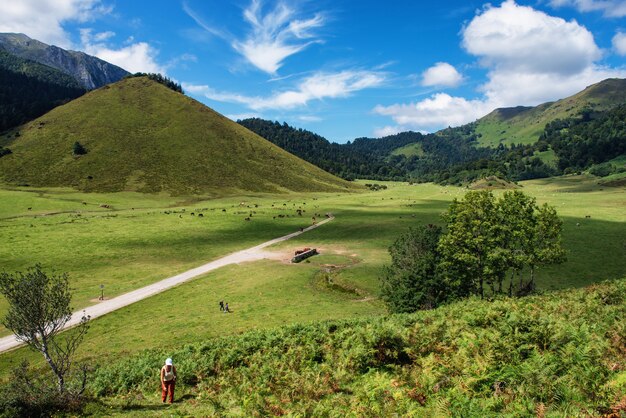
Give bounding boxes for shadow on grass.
[528,175,624,193]
[531,214,626,290]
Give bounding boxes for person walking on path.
[219,300,224,311]
[224,302,230,313]
[160,358,177,403]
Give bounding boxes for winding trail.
[0,216,334,354]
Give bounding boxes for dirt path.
[0,216,334,354]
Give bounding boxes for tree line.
[240,105,624,186]
[125,73,184,94]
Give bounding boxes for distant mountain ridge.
[242,78,626,185]
[0,77,355,194]
[0,33,129,89]
[474,78,626,147]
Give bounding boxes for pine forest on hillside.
[0,49,85,132]
[240,97,626,185]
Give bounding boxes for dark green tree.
[438,191,503,299]
[72,141,87,155]
[438,190,566,299]
[380,224,445,312]
[0,265,90,393]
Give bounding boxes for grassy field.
[0,176,624,381]
[389,142,425,157]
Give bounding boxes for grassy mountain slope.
[89,277,626,416]
[0,77,356,194]
[475,78,626,147]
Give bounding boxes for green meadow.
[0,175,624,380]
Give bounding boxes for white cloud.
[80,28,165,74]
[462,0,600,77]
[298,115,322,122]
[613,31,626,55]
[374,93,493,132]
[373,126,403,138]
[421,62,463,87]
[375,0,624,133]
[93,30,114,42]
[549,0,626,17]
[184,0,324,74]
[0,0,109,47]
[233,0,324,74]
[185,70,385,110]
[480,65,626,105]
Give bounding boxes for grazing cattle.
[198,213,204,217]
[576,222,580,227]
[245,217,250,221]
[585,215,591,218]
[222,209,226,212]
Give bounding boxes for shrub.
[90,279,626,416]
[72,141,87,155]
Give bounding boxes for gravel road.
[0,216,333,354]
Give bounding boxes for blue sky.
[1,0,625,142]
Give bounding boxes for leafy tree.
[438,191,566,299]
[526,203,566,291]
[0,265,90,393]
[72,141,87,155]
[380,224,446,312]
[438,191,504,299]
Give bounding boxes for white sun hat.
[165,358,173,365]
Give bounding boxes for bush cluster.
[90,279,626,416]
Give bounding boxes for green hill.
[475,78,626,147]
[89,277,626,416]
[0,77,357,195]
